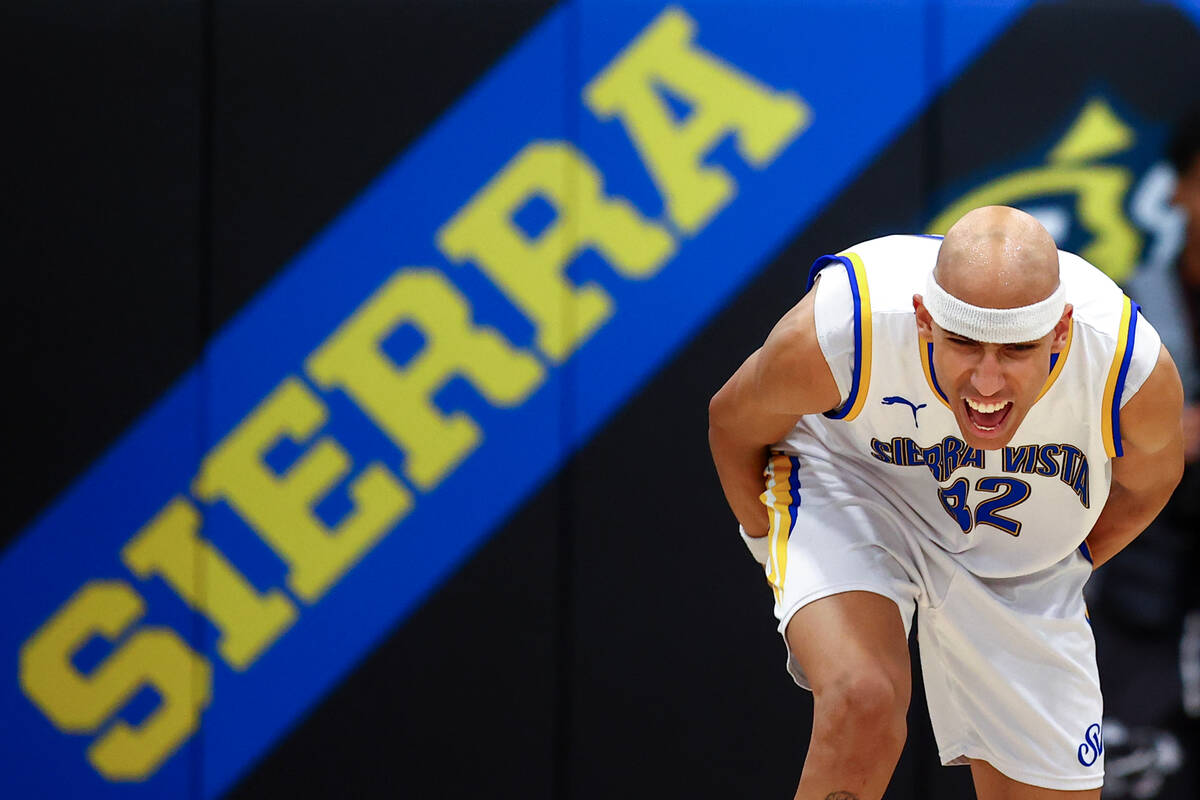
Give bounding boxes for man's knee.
[813,669,909,750]
[785,592,911,751]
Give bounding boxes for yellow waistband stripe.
[760,453,799,605]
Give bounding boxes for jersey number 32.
[937,477,1031,536]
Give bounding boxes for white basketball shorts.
[756,452,1104,791]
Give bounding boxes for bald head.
[935,206,1060,309]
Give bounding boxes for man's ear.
[913,294,934,341]
[1051,303,1074,353]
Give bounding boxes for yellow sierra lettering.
[20,580,211,781]
[437,142,675,363]
[192,378,412,602]
[121,497,298,670]
[18,6,816,785]
[584,7,810,234]
[306,269,546,489]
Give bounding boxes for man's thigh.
[785,590,912,699]
[763,452,925,687]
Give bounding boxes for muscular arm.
[707,287,842,537]
[1085,344,1185,567]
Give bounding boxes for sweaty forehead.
[934,210,1059,308]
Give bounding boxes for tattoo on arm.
[824,793,859,800]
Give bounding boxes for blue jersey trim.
[787,456,802,533]
[804,253,841,292]
[814,255,866,420]
[1110,302,1140,458]
[925,343,951,404]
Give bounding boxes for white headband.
[924,271,1066,343]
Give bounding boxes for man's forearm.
[1087,347,1187,568]
[1085,477,1178,568]
[708,423,771,536]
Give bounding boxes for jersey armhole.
[1118,309,1161,408]
[808,252,872,421]
[1103,298,1160,457]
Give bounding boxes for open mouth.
[963,398,1012,433]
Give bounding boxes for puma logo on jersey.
[882,395,927,427]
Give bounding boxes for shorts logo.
[1077,722,1104,767]
[882,395,927,427]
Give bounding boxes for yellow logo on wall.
[928,97,1145,284]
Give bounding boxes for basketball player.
[709,206,1185,799]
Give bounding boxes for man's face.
[914,300,1072,450]
[1174,154,1200,284]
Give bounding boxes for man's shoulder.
[806,239,929,332]
[1058,249,1121,295]
[1058,250,1133,338]
[849,235,942,314]
[846,233,943,265]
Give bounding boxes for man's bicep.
[709,292,840,444]
[1120,345,1184,452]
[709,348,801,444]
[1113,345,1185,491]
[754,291,843,418]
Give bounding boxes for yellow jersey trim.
[832,251,873,421]
[1102,296,1135,458]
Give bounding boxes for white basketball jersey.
[775,235,1162,578]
